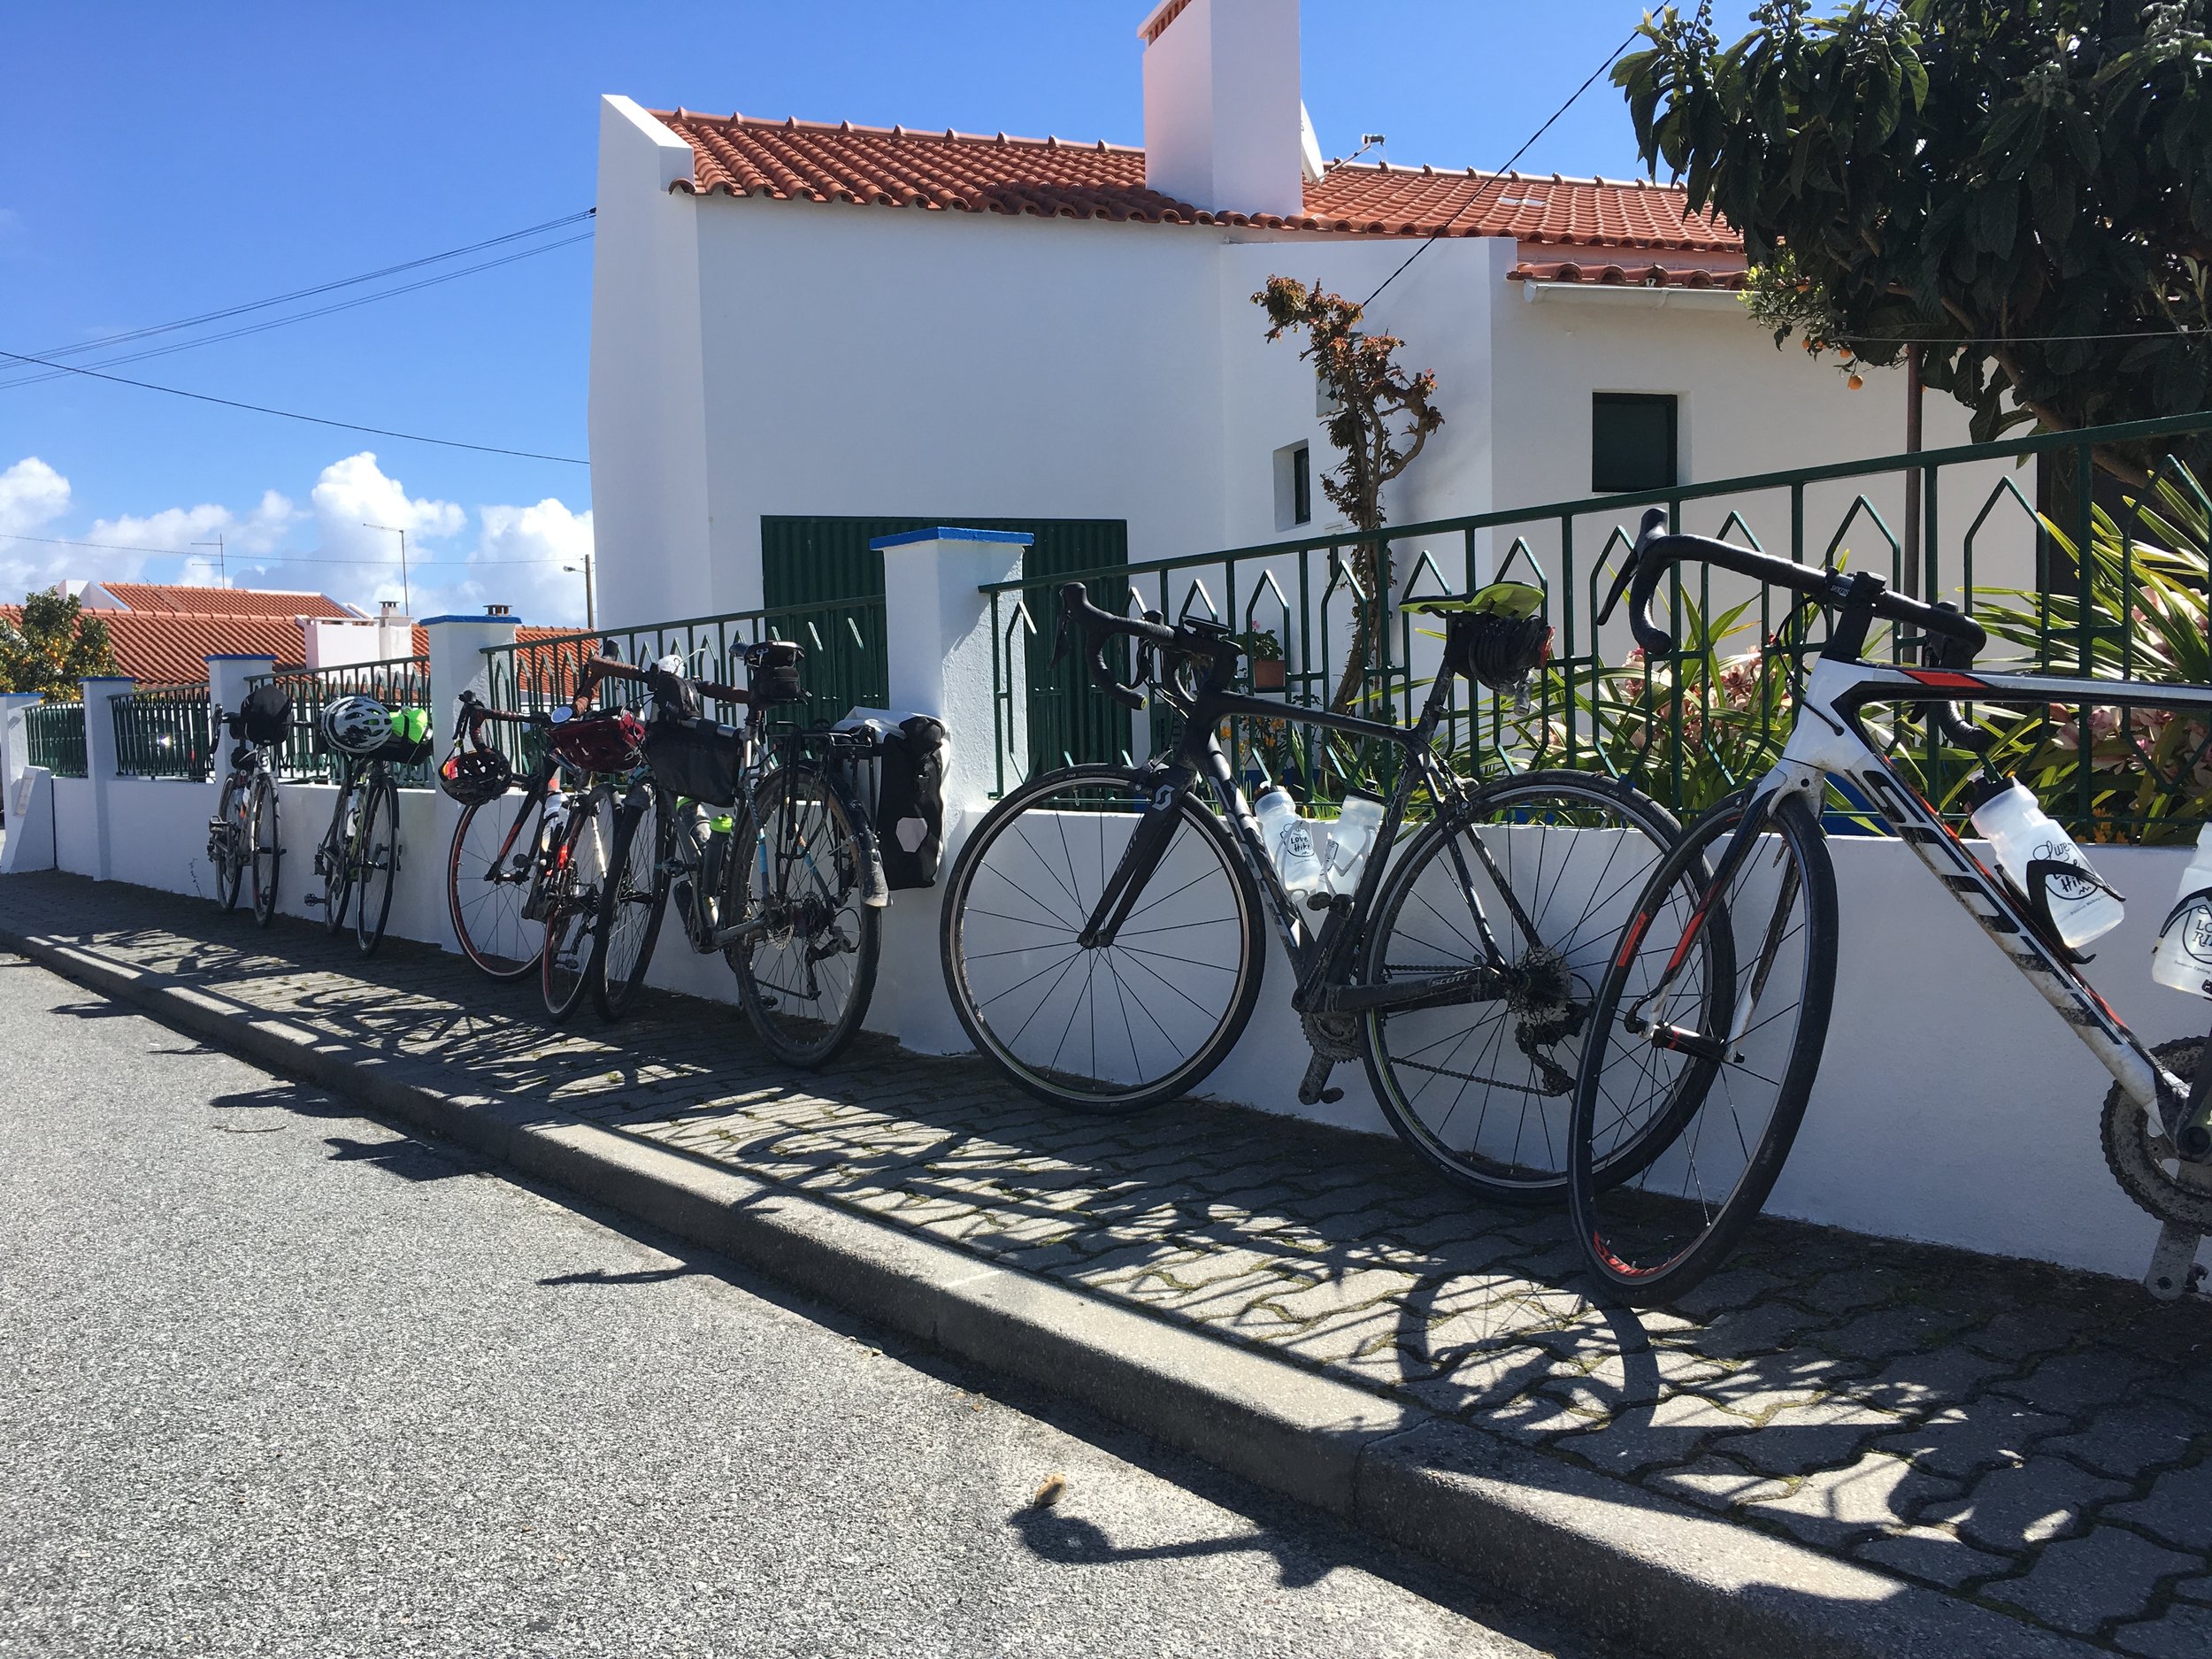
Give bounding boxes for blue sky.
[1,1,1755,625]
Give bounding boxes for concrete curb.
[3,923,2096,1659]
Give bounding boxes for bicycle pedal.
[303,895,323,908]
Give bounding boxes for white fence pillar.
[79,675,133,881]
[0,693,52,873]
[869,527,1031,1054]
[420,612,520,954]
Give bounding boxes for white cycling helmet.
[320,693,391,757]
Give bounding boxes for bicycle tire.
[213,778,247,911]
[1360,769,1719,1204]
[1567,790,1838,1305]
[352,772,399,955]
[728,764,879,1067]
[594,789,671,1021]
[940,763,1265,1114]
[449,793,543,981]
[320,780,355,936]
[248,771,280,928]
[541,791,608,1021]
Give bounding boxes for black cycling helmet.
[439,746,513,806]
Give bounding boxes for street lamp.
[562,550,595,630]
[361,522,409,615]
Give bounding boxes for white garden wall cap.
[646,106,1743,254]
[867,526,1036,550]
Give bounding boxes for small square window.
[1593,394,1678,493]
[1273,442,1313,530]
[1317,371,1341,419]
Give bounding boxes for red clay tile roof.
[653,111,1742,257]
[1509,260,1749,290]
[0,609,310,685]
[96,583,357,618]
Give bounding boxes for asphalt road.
[0,954,1609,1659]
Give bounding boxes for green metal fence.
[245,657,435,787]
[980,411,2212,838]
[24,702,87,779]
[481,595,890,751]
[110,685,215,781]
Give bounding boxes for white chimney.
[1139,0,1304,219]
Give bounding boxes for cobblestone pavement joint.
[5,872,2210,1654]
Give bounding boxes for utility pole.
[563,551,595,629]
[361,522,409,615]
[190,534,226,584]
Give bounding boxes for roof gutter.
[1518,280,1745,312]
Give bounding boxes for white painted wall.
[51,777,97,878]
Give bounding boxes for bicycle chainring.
[1301,1009,1363,1063]
[2103,1039,2212,1233]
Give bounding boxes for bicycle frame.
[1697,652,2212,1154]
[1083,668,1539,1018]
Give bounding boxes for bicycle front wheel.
[352,773,399,955]
[320,783,355,936]
[248,772,280,928]
[728,765,879,1067]
[212,779,247,911]
[941,764,1264,1113]
[542,792,612,1021]
[595,789,670,1021]
[1361,770,1712,1203]
[449,794,542,980]
[1568,790,1838,1305]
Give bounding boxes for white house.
[585,0,2024,644]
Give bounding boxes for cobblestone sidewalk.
[5,871,2210,1652]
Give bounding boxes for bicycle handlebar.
[1598,507,1988,662]
[575,654,749,710]
[1056,582,1228,710]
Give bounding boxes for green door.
[760,516,1129,778]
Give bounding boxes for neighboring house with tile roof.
[587,0,2012,629]
[77,583,358,620]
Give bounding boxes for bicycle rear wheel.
[1568,790,1838,1305]
[352,772,399,955]
[248,772,280,928]
[940,763,1264,1113]
[729,764,879,1067]
[595,789,670,1021]
[1361,770,1716,1204]
[449,793,542,980]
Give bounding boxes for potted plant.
[1240,627,1287,693]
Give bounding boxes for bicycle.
[584,646,886,1065]
[206,710,283,928]
[531,687,647,1021]
[1568,509,2212,1304]
[305,695,424,956]
[939,581,1714,1202]
[444,691,563,980]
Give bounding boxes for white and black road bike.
[941,581,1715,1203]
[1570,509,2212,1304]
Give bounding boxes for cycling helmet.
[440,747,513,806]
[320,694,392,757]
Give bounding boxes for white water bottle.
[1255,787,1325,909]
[2153,826,2212,998]
[1970,778,2124,949]
[1324,789,1386,896]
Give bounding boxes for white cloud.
[0,456,75,595]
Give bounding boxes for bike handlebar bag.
[745,640,806,705]
[230,680,294,746]
[376,707,435,765]
[876,714,949,890]
[548,710,647,773]
[642,718,744,808]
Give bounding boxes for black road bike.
[1571,510,2212,1304]
[446,691,562,980]
[940,582,1715,1202]
[308,748,404,956]
[207,718,280,927]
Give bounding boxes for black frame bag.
[876,716,948,890]
[229,681,293,746]
[643,718,744,808]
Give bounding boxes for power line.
[0,232,595,391]
[0,346,590,466]
[1360,28,1641,310]
[21,210,594,365]
[0,531,562,565]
